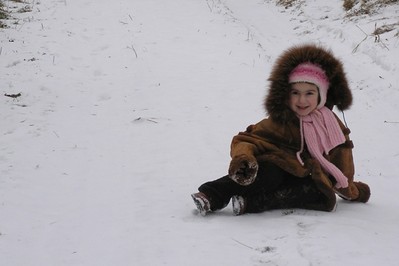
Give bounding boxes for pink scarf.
[296,107,349,188]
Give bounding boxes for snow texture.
[1,0,399,265]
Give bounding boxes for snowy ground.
[1,0,399,265]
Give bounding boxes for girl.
[191,44,370,216]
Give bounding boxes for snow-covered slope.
[1,0,398,265]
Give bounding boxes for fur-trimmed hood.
[265,44,352,123]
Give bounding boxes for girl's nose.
[298,95,306,104]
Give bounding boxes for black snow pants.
[198,161,327,213]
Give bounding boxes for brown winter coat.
[230,44,370,211]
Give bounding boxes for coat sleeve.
[230,119,270,159]
[229,118,310,177]
[329,117,370,202]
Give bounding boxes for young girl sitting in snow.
[191,44,370,216]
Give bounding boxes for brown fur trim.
[265,44,352,123]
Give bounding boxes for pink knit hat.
[289,62,330,109]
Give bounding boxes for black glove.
[228,155,258,186]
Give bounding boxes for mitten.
[228,155,258,186]
[352,181,371,203]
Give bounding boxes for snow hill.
[1,0,399,265]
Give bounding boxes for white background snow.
[1,0,399,265]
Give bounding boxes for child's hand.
[228,155,258,186]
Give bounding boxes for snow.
[1,0,398,265]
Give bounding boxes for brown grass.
[344,0,398,15]
[373,22,399,35]
[276,0,297,8]
[0,1,8,28]
[343,0,356,11]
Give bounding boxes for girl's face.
[288,82,319,117]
